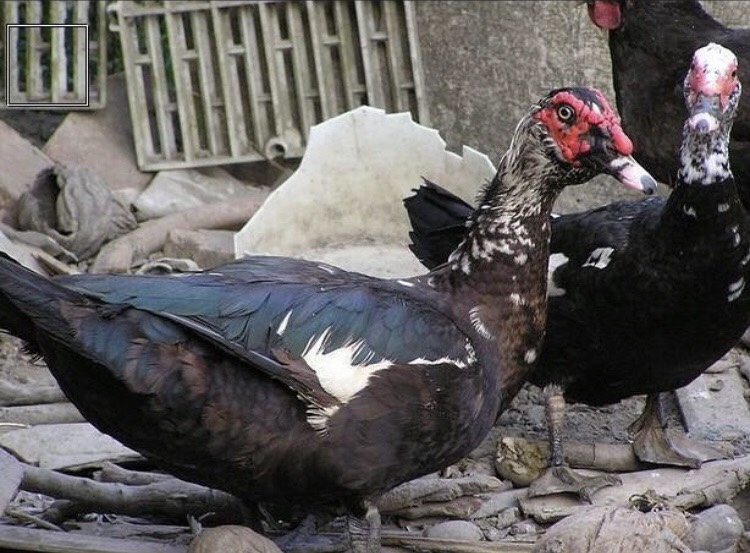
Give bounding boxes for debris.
[234,106,496,278]
[381,532,535,552]
[676,366,750,441]
[90,190,268,274]
[0,227,48,274]
[188,526,283,553]
[0,402,83,427]
[42,74,154,197]
[0,120,54,224]
[133,168,256,222]
[425,521,484,541]
[531,506,691,553]
[163,229,235,269]
[0,423,141,470]
[0,448,24,514]
[17,165,137,261]
[20,463,245,525]
[0,379,67,408]
[520,454,750,524]
[683,504,744,553]
[0,525,187,553]
[378,474,504,513]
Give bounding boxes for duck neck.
[434,130,566,407]
[677,121,732,187]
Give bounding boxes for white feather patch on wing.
[547,252,569,297]
[582,247,615,270]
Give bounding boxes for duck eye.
[556,104,575,123]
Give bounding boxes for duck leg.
[630,392,725,468]
[347,501,381,553]
[528,384,621,503]
[273,515,347,553]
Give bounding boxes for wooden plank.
[49,2,68,103]
[146,15,177,158]
[258,2,287,142]
[354,1,384,108]
[404,0,429,124]
[0,524,187,553]
[0,449,23,515]
[287,3,314,137]
[164,5,198,162]
[239,5,269,151]
[191,10,221,155]
[72,1,89,102]
[93,0,108,106]
[383,0,407,112]
[5,3,21,102]
[25,1,44,101]
[337,1,363,108]
[305,1,331,119]
[209,4,245,157]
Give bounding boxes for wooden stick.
[0,380,67,408]
[0,524,187,553]
[94,462,174,486]
[90,190,268,274]
[0,403,84,426]
[381,532,534,552]
[21,465,246,525]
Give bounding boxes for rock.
[424,520,484,542]
[676,367,750,441]
[163,229,235,269]
[0,228,48,274]
[188,526,283,553]
[0,448,23,515]
[134,167,254,221]
[43,74,152,196]
[0,119,54,224]
[495,507,523,530]
[0,423,141,470]
[532,506,691,553]
[684,504,744,553]
[235,106,496,278]
[470,489,527,520]
[495,437,546,487]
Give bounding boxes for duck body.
[0,87,651,548]
[540,181,750,406]
[405,44,748,480]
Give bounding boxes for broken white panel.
[234,106,495,278]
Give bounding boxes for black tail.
[0,252,84,352]
[403,178,474,270]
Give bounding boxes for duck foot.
[347,503,382,553]
[273,515,347,553]
[527,465,622,503]
[630,393,726,468]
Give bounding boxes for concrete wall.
[414,1,750,213]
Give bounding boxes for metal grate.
[1,0,108,108]
[108,0,428,171]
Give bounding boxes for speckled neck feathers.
[677,119,733,186]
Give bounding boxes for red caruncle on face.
[533,89,633,165]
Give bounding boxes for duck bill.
[606,155,658,195]
[687,93,721,134]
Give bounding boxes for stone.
[676,367,750,441]
[424,520,484,541]
[0,448,23,515]
[235,106,496,278]
[163,229,235,269]
[188,526,283,553]
[532,506,691,553]
[0,423,141,470]
[684,504,744,553]
[0,120,54,224]
[43,73,152,196]
[133,167,255,221]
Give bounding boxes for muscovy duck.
[404,43,749,499]
[587,0,750,200]
[0,87,652,552]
